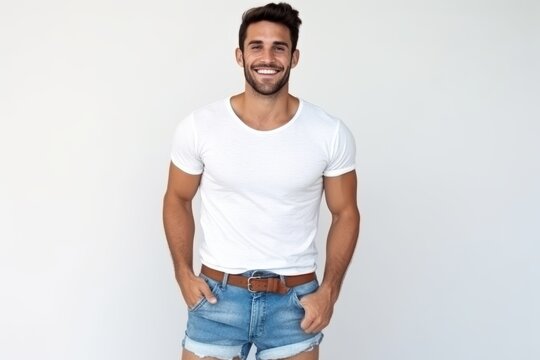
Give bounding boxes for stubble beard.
[243,58,292,96]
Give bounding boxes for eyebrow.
[247,40,290,48]
[273,41,289,48]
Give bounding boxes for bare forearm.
[300,209,359,333]
[321,209,360,303]
[163,193,196,278]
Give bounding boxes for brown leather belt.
[201,265,316,294]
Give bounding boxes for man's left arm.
[300,170,360,333]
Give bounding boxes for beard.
[243,59,292,96]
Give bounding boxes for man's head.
[238,2,302,52]
[236,3,302,96]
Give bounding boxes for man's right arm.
[163,162,217,307]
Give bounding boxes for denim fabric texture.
[183,270,323,360]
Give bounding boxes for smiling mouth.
[254,68,280,75]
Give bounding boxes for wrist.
[318,282,340,304]
[175,265,196,281]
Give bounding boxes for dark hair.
[238,2,302,51]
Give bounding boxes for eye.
[275,46,286,52]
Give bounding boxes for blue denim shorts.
[182,270,323,360]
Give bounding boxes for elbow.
[332,206,360,226]
[163,190,192,212]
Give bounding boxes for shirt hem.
[171,158,203,175]
[323,165,355,177]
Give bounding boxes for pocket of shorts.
[291,280,319,309]
[188,275,221,312]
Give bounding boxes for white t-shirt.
[171,97,356,275]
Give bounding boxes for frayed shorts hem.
[257,333,323,359]
[182,333,323,360]
[183,336,245,360]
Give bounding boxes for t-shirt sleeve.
[323,120,356,177]
[170,114,204,175]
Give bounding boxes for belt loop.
[222,273,229,288]
[279,274,286,286]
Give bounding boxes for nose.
[261,47,276,63]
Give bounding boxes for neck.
[231,85,299,131]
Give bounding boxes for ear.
[235,48,244,67]
[291,49,300,68]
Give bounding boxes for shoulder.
[178,98,231,134]
[298,99,349,133]
[190,98,229,121]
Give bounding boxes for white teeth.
[256,69,277,74]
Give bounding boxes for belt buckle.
[247,276,263,293]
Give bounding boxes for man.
[163,3,360,359]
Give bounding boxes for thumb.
[300,311,314,330]
[199,282,217,304]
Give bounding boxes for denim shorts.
[182,270,323,360]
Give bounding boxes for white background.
[1,0,538,359]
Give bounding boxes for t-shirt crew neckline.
[225,96,304,135]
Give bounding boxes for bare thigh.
[181,348,241,360]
